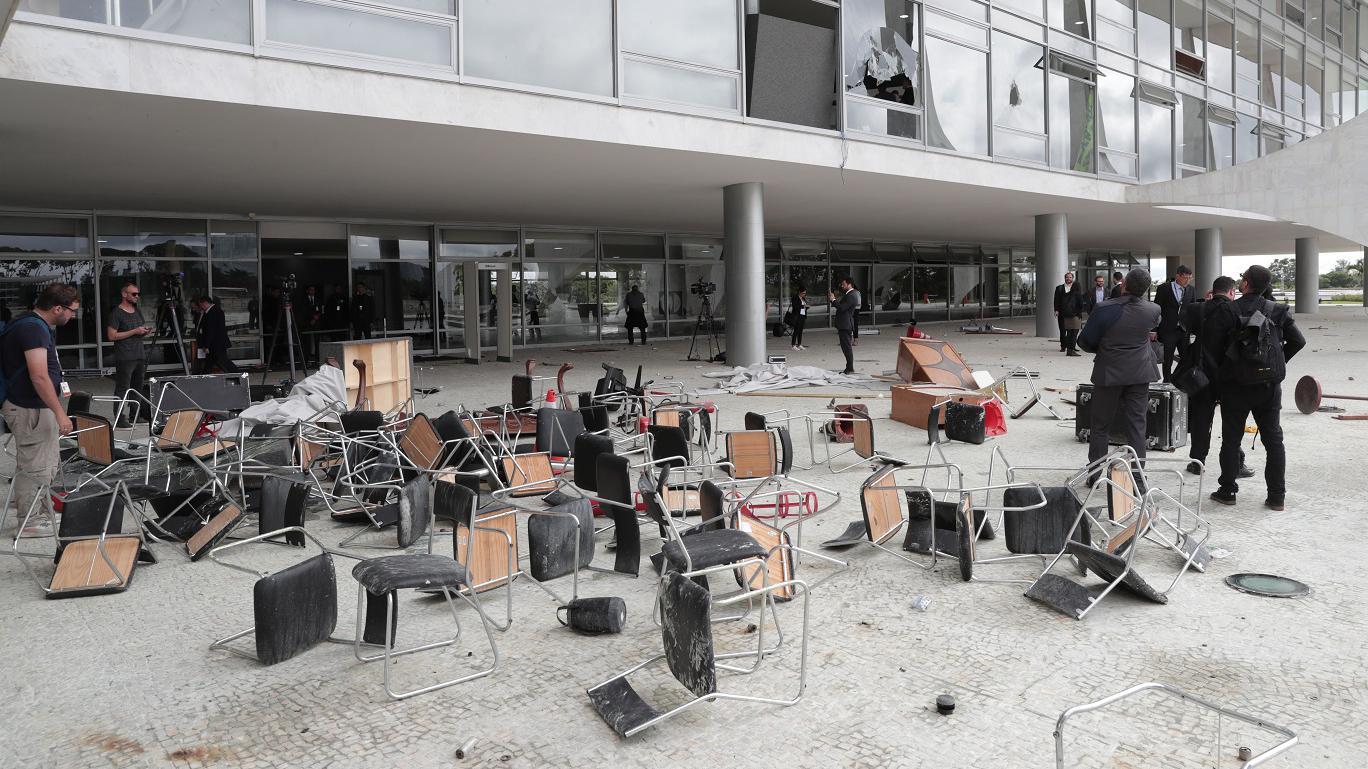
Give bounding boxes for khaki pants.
[2,401,59,523]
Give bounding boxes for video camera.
[279,273,298,294]
[159,272,185,302]
[690,279,716,296]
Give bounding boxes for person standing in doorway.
[829,277,859,375]
[1206,265,1305,511]
[1053,271,1079,353]
[622,284,648,345]
[1077,269,1161,471]
[299,284,323,366]
[1154,264,1195,381]
[351,282,375,340]
[323,284,349,346]
[192,296,237,374]
[105,280,151,427]
[524,287,543,342]
[790,285,809,351]
[1,284,79,536]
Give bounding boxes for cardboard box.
[895,337,977,388]
[891,385,993,430]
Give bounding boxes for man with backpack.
[1205,265,1305,510]
[1,284,80,535]
[1176,276,1253,480]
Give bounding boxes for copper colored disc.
[1294,375,1321,414]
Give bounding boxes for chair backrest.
[512,374,533,409]
[72,413,116,467]
[340,410,384,435]
[253,553,338,665]
[579,404,609,433]
[726,430,777,479]
[573,432,614,492]
[398,412,444,471]
[187,502,245,561]
[158,409,203,449]
[697,480,727,532]
[397,477,432,548]
[860,465,903,544]
[1106,462,1137,522]
[58,488,125,541]
[652,408,682,428]
[431,410,468,443]
[743,411,767,431]
[648,424,690,468]
[776,427,794,475]
[500,453,556,496]
[67,391,93,415]
[640,467,672,529]
[434,476,477,531]
[852,413,875,459]
[260,475,310,545]
[660,571,717,698]
[596,453,634,513]
[536,407,585,458]
[1003,486,1087,555]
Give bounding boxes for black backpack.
[1224,299,1283,385]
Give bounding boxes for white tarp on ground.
[698,363,882,394]
[217,365,348,436]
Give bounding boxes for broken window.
[843,0,921,106]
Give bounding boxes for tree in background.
[1320,258,1364,289]
[1269,257,1296,288]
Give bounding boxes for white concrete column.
[1362,246,1367,308]
[724,182,765,366]
[497,268,513,361]
[1295,237,1320,314]
[1034,214,1068,338]
[1195,228,1223,294]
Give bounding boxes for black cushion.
[512,374,533,410]
[743,412,766,431]
[396,477,432,549]
[573,433,614,492]
[660,572,717,698]
[434,478,477,529]
[944,401,987,444]
[527,497,595,582]
[660,528,766,572]
[254,553,338,665]
[259,474,310,546]
[594,453,640,576]
[776,427,794,475]
[648,425,689,468]
[696,480,726,532]
[58,489,124,540]
[537,407,584,458]
[1003,486,1088,555]
[352,553,468,593]
[340,410,384,435]
[580,405,609,433]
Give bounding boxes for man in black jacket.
[1206,265,1305,511]
[193,296,237,373]
[1052,271,1077,352]
[1109,271,1125,299]
[1180,276,1252,479]
[1078,268,1161,470]
[350,282,375,340]
[828,277,859,375]
[1153,264,1195,381]
[1084,274,1109,315]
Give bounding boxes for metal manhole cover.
[1225,573,1311,598]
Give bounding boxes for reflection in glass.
[116,0,251,45]
[992,32,1046,162]
[99,257,206,367]
[846,99,922,140]
[622,58,739,110]
[873,260,914,323]
[1098,69,1136,176]
[1050,0,1094,38]
[1138,99,1174,182]
[0,216,89,255]
[264,0,453,66]
[924,36,989,155]
[1049,73,1097,173]
[351,259,433,347]
[1305,55,1323,127]
[19,0,105,23]
[437,229,517,351]
[1209,119,1234,169]
[1137,0,1171,67]
[1283,40,1304,119]
[464,0,613,95]
[210,221,257,260]
[1011,268,1037,316]
[1177,95,1206,169]
[211,260,261,361]
[1235,112,1258,163]
[524,231,599,343]
[1206,6,1234,93]
[0,259,98,367]
[1260,39,1282,109]
[350,225,431,261]
[260,227,348,363]
[1096,0,1136,51]
[843,0,920,106]
[745,0,840,129]
[1235,13,1259,100]
[598,262,667,342]
[1173,0,1203,55]
[913,265,949,322]
[99,217,207,260]
[620,0,737,69]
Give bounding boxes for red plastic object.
[545,388,557,405]
[984,401,1007,437]
[50,490,67,513]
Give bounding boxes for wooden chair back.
[860,465,903,544]
[500,453,556,496]
[158,409,204,449]
[738,517,795,601]
[653,408,682,428]
[73,413,115,466]
[399,413,444,471]
[852,415,875,459]
[726,430,777,479]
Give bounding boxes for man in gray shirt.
[1078,268,1162,473]
[106,279,151,427]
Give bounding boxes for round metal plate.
[1294,375,1321,414]
[1225,573,1311,598]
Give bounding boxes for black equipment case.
[1075,382,1187,452]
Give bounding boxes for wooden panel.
[895,338,977,388]
[653,409,681,428]
[186,440,236,459]
[73,414,114,466]
[862,467,902,544]
[185,504,243,556]
[322,337,413,415]
[501,454,556,496]
[50,537,139,593]
[400,416,443,471]
[727,431,776,479]
[454,506,519,594]
[1107,464,1136,522]
[737,518,794,601]
[853,418,875,459]
[158,410,203,449]
[664,489,700,512]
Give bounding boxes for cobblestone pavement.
[2,311,1366,768]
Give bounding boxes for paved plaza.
[2,311,1366,769]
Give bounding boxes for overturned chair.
[209,526,500,700]
[587,567,809,738]
[11,481,153,599]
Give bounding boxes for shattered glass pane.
[843,0,921,106]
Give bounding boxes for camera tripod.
[262,286,308,388]
[152,293,191,376]
[686,293,723,363]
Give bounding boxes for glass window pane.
[1209,119,1234,167]
[464,0,612,95]
[925,36,989,154]
[620,0,738,69]
[99,217,207,259]
[1049,73,1097,172]
[1305,54,1323,126]
[6,260,97,358]
[925,8,990,45]
[1050,0,1095,37]
[995,128,1050,161]
[997,0,1046,19]
[351,259,432,341]
[1235,111,1259,161]
[19,0,106,23]
[99,257,207,365]
[843,0,920,106]
[1099,69,1136,173]
[0,215,89,255]
[1097,0,1135,29]
[914,265,949,322]
[117,0,251,44]
[438,229,518,260]
[350,225,432,261]
[600,263,667,341]
[1235,13,1260,99]
[1283,40,1304,118]
[1175,0,1204,55]
[992,32,1046,134]
[846,99,923,139]
[746,0,840,129]
[1261,39,1283,108]
[623,58,739,109]
[1178,94,1206,167]
[210,260,261,361]
[1208,9,1236,91]
[264,0,454,67]
[1139,99,1174,181]
[210,221,257,260]
[1138,0,1172,66]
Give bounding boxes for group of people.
[785,278,864,375]
[1075,264,1304,511]
[1053,270,1125,355]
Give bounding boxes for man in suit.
[192,295,237,374]
[1153,264,1195,381]
[1109,271,1125,299]
[1180,275,1254,481]
[1078,269,1162,472]
[1052,272,1077,352]
[828,277,859,375]
[350,281,375,340]
[1084,274,1109,315]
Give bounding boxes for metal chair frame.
[9,481,147,597]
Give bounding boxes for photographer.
[192,295,237,373]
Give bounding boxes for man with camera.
[829,277,859,375]
[106,279,152,427]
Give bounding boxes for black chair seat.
[352,554,468,594]
[661,529,766,572]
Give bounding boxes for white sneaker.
[800,345,808,350]
[791,345,800,351]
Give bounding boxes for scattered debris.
[1208,548,1232,559]
[936,694,956,715]
[743,624,758,634]
[911,595,932,612]
[1295,374,1368,414]
[1225,573,1311,598]
[1238,746,1253,761]
[701,363,881,394]
[456,738,477,760]
[960,321,1023,335]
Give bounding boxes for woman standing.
[790,285,809,350]
[1060,280,1085,356]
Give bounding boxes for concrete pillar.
[1195,228,1223,294]
[1165,256,1180,281]
[1295,237,1320,314]
[1362,246,1366,308]
[497,268,513,361]
[1034,214,1068,338]
[724,182,765,366]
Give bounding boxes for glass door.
[437,228,519,355]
